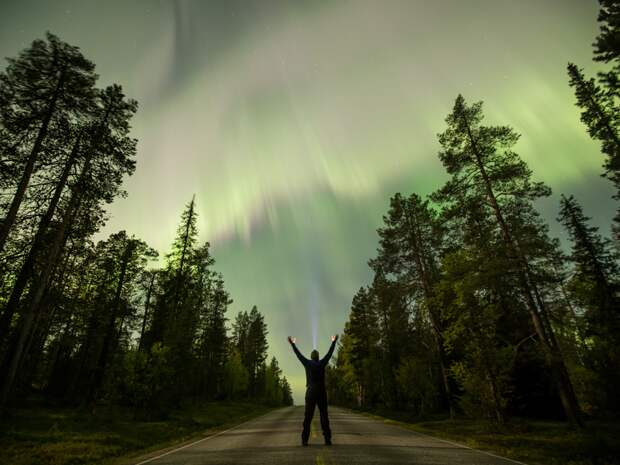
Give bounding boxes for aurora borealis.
[0,0,615,401]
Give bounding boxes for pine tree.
[198,274,230,398]
[246,306,268,397]
[84,233,157,403]
[567,64,620,238]
[264,356,283,405]
[231,307,269,398]
[280,376,294,406]
[346,287,376,406]
[148,196,200,349]
[222,347,249,399]
[593,0,620,94]
[568,63,620,179]
[0,33,97,254]
[431,95,582,426]
[370,193,455,417]
[436,248,516,423]
[558,195,619,336]
[232,310,250,360]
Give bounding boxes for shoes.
[324,439,332,446]
[302,441,308,447]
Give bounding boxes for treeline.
[0,33,292,416]
[327,2,620,427]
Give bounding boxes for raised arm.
[288,336,308,366]
[320,335,338,365]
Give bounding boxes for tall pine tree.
[432,95,582,426]
[0,33,97,254]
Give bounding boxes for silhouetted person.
[288,334,338,446]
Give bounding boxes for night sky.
[0,0,614,401]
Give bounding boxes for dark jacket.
[291,340,337,390]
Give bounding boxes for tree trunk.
[0,98,117,411]
[0,152,92,414]
[169,197,195,341]
[462,116,583,427]
[0,66,67,254]
[0,134,81,345]
[86,240,136,403]
[138,272,156,351]
[403,207,455,419]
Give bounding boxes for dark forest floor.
[359,409,620,465]
[0,401,272,465]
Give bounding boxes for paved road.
[136,406,525,465]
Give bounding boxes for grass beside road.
[359,409,620,465]
[0,401,273,465]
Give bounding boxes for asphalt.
[135,406,526,465]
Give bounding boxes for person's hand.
[331,334,338,343]
[288,336,296,344]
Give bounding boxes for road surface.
[135,406,526,465]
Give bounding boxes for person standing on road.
[287,334,338,446]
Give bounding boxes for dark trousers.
[302,387,331,442]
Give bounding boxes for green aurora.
[0,0,614,401]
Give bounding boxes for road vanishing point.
[135,407,526,465]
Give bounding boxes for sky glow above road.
[0,0,615,401]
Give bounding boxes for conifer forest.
[326,3,620,427]
[0,34,293,414]
[0,1,619,465]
